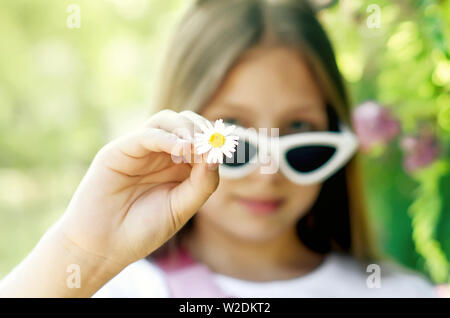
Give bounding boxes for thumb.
[168,156,219,228]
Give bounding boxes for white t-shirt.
[92,252,437,298]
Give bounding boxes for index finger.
[179,110,215,134]
[145,109,196,142]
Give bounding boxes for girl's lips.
[235,196,284,214]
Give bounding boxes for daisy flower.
[194,119,240,164]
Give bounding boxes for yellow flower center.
[209,132,225,148]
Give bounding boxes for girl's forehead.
[203,46,325,117]
[204,101,324,119]
[225,48,320,93]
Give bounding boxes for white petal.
[211,148,222,164]
[226,137,239,143]
[206,149,215,163]
[214,119,225,131]
[223,125,236,135]
[222,145,235,155]
[223,150,233,158]
[224,141,238,148]
[224,140,239,148]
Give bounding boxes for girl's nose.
[248,162,286,185]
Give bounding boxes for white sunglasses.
[218,121,359,185]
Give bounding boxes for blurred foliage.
[321,0,449,283]
[0,0,190,277]
[0,0,448,283]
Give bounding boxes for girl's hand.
[56,110,220,270]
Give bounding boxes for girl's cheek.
[289,184,322,210]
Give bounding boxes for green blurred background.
[0,0,449,284]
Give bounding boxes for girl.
[0,0,437,297]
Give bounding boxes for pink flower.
[400,127,440,173]
[435,284,450,298]
[352,101,401,152]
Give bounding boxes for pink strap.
[153,246,234,298]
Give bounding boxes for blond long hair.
[150,0,380,262]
